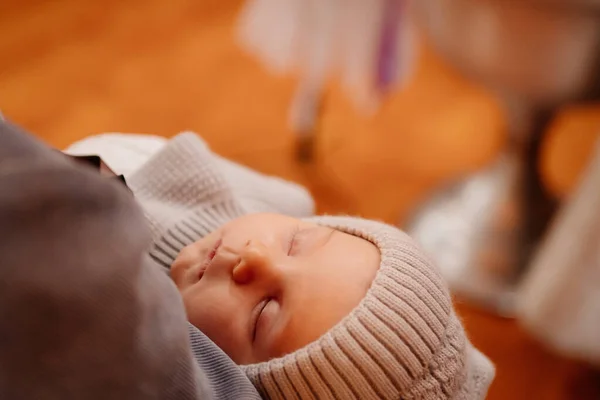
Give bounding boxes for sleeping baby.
[67,132,495,399]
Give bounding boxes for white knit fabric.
[65,132,315,219]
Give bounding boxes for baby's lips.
[196,238,224,282]
[208,238,222,261]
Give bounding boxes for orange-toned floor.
[1,1,599,398]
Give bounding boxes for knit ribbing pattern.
[128,133,248,270]
[241,216,473,399]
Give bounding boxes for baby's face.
[171,213,379,365]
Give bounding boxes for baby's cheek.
[182,290,248,363]
[182,290,217,331]
[171,248,198,287]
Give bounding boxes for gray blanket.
[0,120,260,400]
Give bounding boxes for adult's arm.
[0,120,260,400]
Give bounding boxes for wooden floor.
[1,1,599,398]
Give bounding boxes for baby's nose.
[232,240,281,286]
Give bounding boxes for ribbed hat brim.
[242,216,494,400]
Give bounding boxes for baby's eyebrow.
[323,227,336,243]
[293,226,337,255]
[308,226,336,247]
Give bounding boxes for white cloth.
[66,133,167,178]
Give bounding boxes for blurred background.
[1,0,599,398]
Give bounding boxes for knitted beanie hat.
[0,121,206,399]
[242,216,495,400]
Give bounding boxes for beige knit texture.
[242,216,495,399]
[126,132,495,399]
